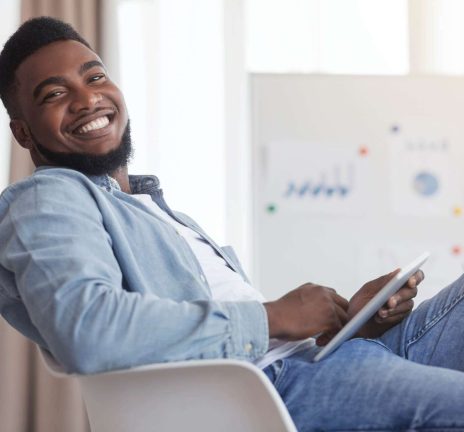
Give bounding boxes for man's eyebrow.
[33,76,66,100]
[79,60,105,75]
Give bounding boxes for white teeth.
[76,116,110,134]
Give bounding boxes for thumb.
[379,268,401,284]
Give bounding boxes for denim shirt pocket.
[220,245,251,285]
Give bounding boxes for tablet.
[312,251,430,362]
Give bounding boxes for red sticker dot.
[359,146,369,157]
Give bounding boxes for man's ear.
[10,119,33,150]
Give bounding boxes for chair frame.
[39,348,297,432]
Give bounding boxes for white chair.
[39,348,297,432]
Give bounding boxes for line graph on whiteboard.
[263,142,372,216]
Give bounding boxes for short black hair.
[0,16,92,118]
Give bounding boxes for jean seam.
[273,359,288,392]
[363,338,393,352]
[405,289,464,351]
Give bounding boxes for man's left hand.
[347,268,425,339]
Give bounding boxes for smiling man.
[1,17,464,432]
[5,26,132,189]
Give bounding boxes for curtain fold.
[1,1,102,431]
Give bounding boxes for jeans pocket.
[272,359,289,392]
[263,359,285,384]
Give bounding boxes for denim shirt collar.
[34,166,160,195]
[128,174,161,194]
[87,173,161,195]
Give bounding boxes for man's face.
[12,39,131,175]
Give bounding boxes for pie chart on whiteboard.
[413,171,440,197]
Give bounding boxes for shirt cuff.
[222,301,269,360]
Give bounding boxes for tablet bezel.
[312,251,430,362]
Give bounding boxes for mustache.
[67,107,117,134]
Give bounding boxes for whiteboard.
[251,74,464,303]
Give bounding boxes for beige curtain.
[0,1,102,431]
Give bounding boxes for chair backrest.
[39,348,297,432]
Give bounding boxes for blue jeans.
[263,274,464,431]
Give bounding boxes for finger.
[316,330,338,346]
[334,303,348,326]
[377,299,414,319]
[386,284,418,309]
[406,269,425,289]
[375,310,411,325]
[378,299,414,319]
[316,334,330,346]
[321,290,383,341]
[321,303,346,337]
[413,269,425,286]
[379,268,401,284]
[331,291,350,311]
[407,275,417,289]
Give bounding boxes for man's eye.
[43,91,64,101]
[89,74,105,83]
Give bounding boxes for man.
[0,17,463,431]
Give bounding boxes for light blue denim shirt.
[0,166,269,373]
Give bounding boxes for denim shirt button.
[244,343,253,353]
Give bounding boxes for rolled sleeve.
[222,301,269,360]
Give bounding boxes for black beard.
[33,120,134,176]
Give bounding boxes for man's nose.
[69,88,102,113]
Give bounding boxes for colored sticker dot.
[267,203,277,214]
[453,206,463,217]
[414,172,439,197]
[452,245,462,256]
[359,146,369,157]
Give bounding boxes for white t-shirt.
[133,194,316,369]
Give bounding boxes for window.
[245,0,409,74]
[117,0,227,243]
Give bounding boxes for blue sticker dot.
[413,172,439,196]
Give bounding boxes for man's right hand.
[263,284,349,345]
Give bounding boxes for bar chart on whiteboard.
[263,142,373,217]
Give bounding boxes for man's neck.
[109,166,131,194]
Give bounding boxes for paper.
[389,133,462,217]
[263,142,373,216]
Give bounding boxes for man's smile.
[68,108,117,140]
[76,115,109,133]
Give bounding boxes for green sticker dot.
[267,203,277,213]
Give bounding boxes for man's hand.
[347,269,425,339]
[264,283,349,344]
